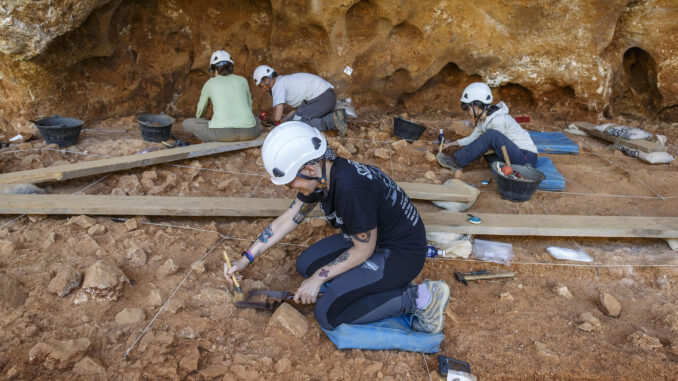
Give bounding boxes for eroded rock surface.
[73,259,128,304]
[1,0,677,135]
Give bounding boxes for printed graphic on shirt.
[323,211,344,228]
[346,159,419,226]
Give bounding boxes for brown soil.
[1,110,677,380]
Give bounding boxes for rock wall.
[1,0,677,135]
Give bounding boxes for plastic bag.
[616,144,674,164]
[595,123,652,140]
[336,98,357,118]
[472,239,513,265]
[426,232,472,258]
[546,247,593,262]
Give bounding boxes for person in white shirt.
[253,65,347,137]
[441,82,538,170]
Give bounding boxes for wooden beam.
[1,195,676,238]
[0,138,476,202]
[572,122,666,153]
[0,134,268,186]
[401,180,476,202]
[423,212,678,238]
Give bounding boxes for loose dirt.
[0,110,677,380]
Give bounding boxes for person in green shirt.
[182,50,261,142]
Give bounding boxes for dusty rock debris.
[1,1,678,379]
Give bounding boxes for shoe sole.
[436,152,461,171]
[427,281,450,334]
[335,110,347,137]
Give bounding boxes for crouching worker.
[182,50,261,142]
[226,121,450,333]
[252,65,348,137]
[441,82,538,170]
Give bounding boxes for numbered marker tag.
[344,66,353,76]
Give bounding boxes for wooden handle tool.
[500,145,512,168]
[223,250,244,302]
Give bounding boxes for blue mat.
[536,156,566,191]
[322,315,444,353]
[529,131,579,154]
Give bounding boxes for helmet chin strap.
[472,104,485,127]
[295,158,329,198]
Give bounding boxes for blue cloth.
[528,131,579,154]
[454,130,537,168]
[536,157,566,191]
[322,314,444,353]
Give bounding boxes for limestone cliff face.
[0,0,676,134]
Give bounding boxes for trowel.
[234,289,324,310]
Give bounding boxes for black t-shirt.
[297,157,426,256]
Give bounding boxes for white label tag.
[343,66,353,76]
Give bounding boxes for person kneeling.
[182,50,261,142]
[252,65,348,137]
[226,121,449,333]
[441,82,538,170]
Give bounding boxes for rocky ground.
[1,110,677,380]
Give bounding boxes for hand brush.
[223,250,244,302]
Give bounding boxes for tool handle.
[284,291,325,301]
[438,137,445,153]
[464,272,514,281]
[500,145,511,167]
[223,251,241,288]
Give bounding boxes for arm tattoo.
[353,231,371,243]
[318,251,350,279]
[330,250,350,266]
[292,202,317,224]
[257,224,273,243]
[289,200,296,209]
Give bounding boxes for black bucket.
[491,162,545,202]
[136,114,174,142]
[33,115,84,147]
[393,117,426,142]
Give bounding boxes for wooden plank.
[0,134,268,185]
[572,121,666,153]
[0,194,305,217]
[423,212,678,238]
[400,180,476,202]
[1,195,676,238]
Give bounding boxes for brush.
[223,250,244,302]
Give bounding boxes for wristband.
[242,250,254,264]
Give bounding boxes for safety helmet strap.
[294,158,329,198]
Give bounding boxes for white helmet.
[262,121,327,185]
[253,64,276,86]
[460,82,493,104]
[210,50,233,66]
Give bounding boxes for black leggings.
[296,233,426,330]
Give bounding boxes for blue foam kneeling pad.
[322,315,444,353]
[529,131,579,154]
[536,156,566,191]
